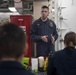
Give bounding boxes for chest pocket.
[48,21,54,34]
[36,24,41,30]
[35,24,42,35]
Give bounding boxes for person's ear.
[64,40,66,47]
[23,43,28,56]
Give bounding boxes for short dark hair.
[64,32,76,46]
[0,23,26,58]
[42,5,49,10]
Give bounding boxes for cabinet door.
[10,15,32,57]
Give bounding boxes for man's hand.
[41,35,48,42]
[51,34,55,44]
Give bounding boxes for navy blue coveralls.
[0,61,35,75]
[30,18,58,57]
[47,47,76,75]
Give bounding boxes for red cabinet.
[10,15,32,58]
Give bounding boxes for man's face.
[41,8,49,19]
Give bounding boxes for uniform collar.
[64,47,75,54]
[0,61,26,70]
[39,17,49,22]
[64,46,75,49]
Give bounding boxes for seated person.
[0,23,35,75]
[47,32,76,75]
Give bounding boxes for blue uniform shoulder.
[33,19,40,24]
[49,19,53,22]
[49,19,56,26]
[53,50,64,59]
[54,47,76,58]
[32,19,41,27]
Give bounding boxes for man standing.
[30,6,58,57]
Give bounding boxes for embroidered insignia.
[37,24,40,26]
[50,22,53,27]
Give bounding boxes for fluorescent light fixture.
[9,7,17,12]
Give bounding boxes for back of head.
[64,32,76,47]
[0,22,26,59]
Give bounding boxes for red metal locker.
[10,15,32,58]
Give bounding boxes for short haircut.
[64,32,76,46]
[0,23,26,58]
[42,5,49,10]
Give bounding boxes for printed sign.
[19,26,26,32]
